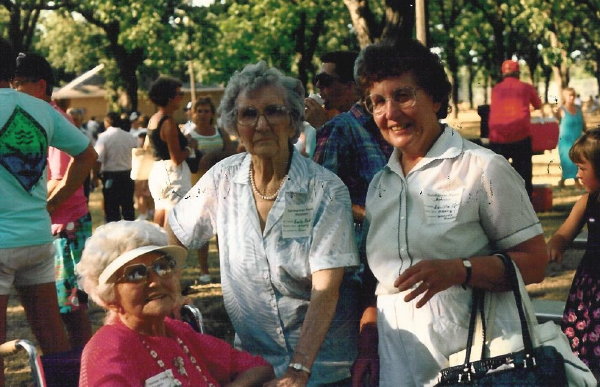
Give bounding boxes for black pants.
[101,170,135,222]
[489,137,533,198]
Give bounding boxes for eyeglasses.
[365,87,420,115]
[313,72,341,88]
[236,105,290,127]
[117,255,177,284]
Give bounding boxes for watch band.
[288,362,311,375]
[461,258,472,289]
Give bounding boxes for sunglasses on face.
[236,104,289,127]
[117,254,177,284]
[313,72,341,88]
[365,87,420,115]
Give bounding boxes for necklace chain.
[141,335,215,386]
[249,162,287,201]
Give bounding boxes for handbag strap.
[496,253,537,366]
[461,289,486,367]
[460,253,538,373]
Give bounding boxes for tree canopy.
[1,0,598,111]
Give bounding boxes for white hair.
[77,220,169,324]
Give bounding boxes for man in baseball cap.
[501,59,519,75]
[488,59,542,198]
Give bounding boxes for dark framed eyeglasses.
[313,72,341,88]
[117,254,177,284]
[236,104,290,127]
[365,87,420,115]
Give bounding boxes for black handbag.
[435,254,568,386]
[185,148,202,173]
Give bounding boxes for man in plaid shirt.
[307,51,392,225]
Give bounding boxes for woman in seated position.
[352,39,548,386]
[167,62,359,386]
[77,220,273,386]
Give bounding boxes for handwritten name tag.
[145,369,179,387]
[423,188,463,224]
[282,202,313,238]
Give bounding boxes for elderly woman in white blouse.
[167,61,359,386]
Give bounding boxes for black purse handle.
[460,253,538,378]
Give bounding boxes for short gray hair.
[218,61,305,143]
[77,221,172,324]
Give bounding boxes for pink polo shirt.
[488,77,542,144]
[48,102,88,232]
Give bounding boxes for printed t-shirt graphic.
[0,106,48,192]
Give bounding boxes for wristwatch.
[461,258,472,289]
[288,362,311,375]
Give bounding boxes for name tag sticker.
[423,188,463,224]
[145,369,178,387]
[282,203,313,238]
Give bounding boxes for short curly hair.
[354,39,452,120]
[148,76,182,107]
[218,61,304,143]
[77,220,175,324]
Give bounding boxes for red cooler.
[530,117,559,154]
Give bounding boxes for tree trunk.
[543,67,552,104]
[467,65,474,109]
[343,0,415,48]
[295,10,325,92]
[548,31,566,91]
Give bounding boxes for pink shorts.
[0,243,55,294]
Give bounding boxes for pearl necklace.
[140,335,215,386]
[249,162,287,201]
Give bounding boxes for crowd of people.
[2,33,600,386]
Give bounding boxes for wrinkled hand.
[263,370,308,387]
[351,324,379,387]
[394,259,464,308]
[304,98,328,129]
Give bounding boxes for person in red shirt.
[489,60,542,197]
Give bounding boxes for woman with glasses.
[352,39,548,386]
[146,76,195,227]
[77,220,274,386]
[167,61,360,386]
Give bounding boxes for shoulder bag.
[436,253,595,386]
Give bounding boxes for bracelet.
[461,258,472,289]
[288,362,311,375]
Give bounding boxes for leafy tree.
[52,0,184,111]
[0,0,61,53]
[429,0,468,117]
[193,0,354,92]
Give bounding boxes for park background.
[3,0,600,384]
